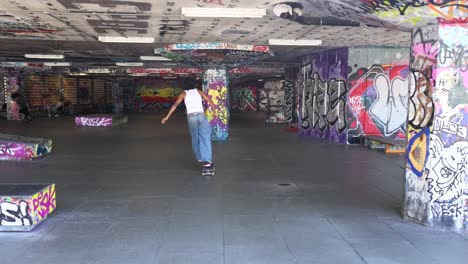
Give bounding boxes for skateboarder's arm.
[197,90,218,118]
[161,92,185,124]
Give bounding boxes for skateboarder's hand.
[161,117,169,124]
[213,110,218,119]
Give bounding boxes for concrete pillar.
[202,69,229,140]
[403,20,467,231]
[112,81,123,114]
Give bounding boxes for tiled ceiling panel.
[1,0,462,65]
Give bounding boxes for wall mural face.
[346,48,411,143]
[134,79,183,112]
[298,48,348,142]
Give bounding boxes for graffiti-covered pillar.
[5,76,21,120]
[111,81,123,114]
[403,20,468,231]
[203,69,229,141]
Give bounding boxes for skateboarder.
[161,78,217,169]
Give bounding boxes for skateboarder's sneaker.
[203,162,213,168]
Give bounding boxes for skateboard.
[202,165,215,176]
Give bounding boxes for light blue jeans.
[187,113,212,162]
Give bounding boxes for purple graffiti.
[0,143,34,159]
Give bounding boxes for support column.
[202,69,229,140]
[5,76,21,120]
[403,20,468,231]
[112,81,123,114]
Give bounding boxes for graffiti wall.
[298,48,348,142]
[259,80,288,123]
[134,79,183,112]
[203,69,229,140]
[404,21,468,231]
[231,85,257,112]
[347,47,411,144]
[0,184,56,231]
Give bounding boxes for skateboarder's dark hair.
[182,78,196,90]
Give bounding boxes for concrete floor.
[0,112,467,264]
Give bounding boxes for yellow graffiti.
[375,7,438,26]
[205,86,228,125]
[407,127,429,174]
[31,184,56,224]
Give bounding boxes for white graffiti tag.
[370,73,410,135]
[0,201,32,226]
[75,117,112,127]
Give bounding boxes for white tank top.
[184,89,204,114]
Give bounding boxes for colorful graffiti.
[231,86,257,111]
[298,48,349,142]
[135,79,183,112]
[203,69,229,140]
[404,25,439,224]
[0,184,56,231]
[347,65,411,143]
[31,184,56,223]
[358,0,468,27]
[159,43,273,69]
[259,80,288,123]
[404,19,468,230]
[0,134,52,160]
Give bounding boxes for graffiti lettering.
[32,185,56,220]
[432,202,464,217]
[0,201,32,226]
[300,73,347,132]
[439,41,468,71]
[75,116,112,127]
[433,116,468,139]
[370,73,409,135]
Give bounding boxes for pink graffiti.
[0,143,34,159]
[75,117,112,127]
[32,185,56,219]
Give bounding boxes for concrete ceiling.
[0,0,464,69]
